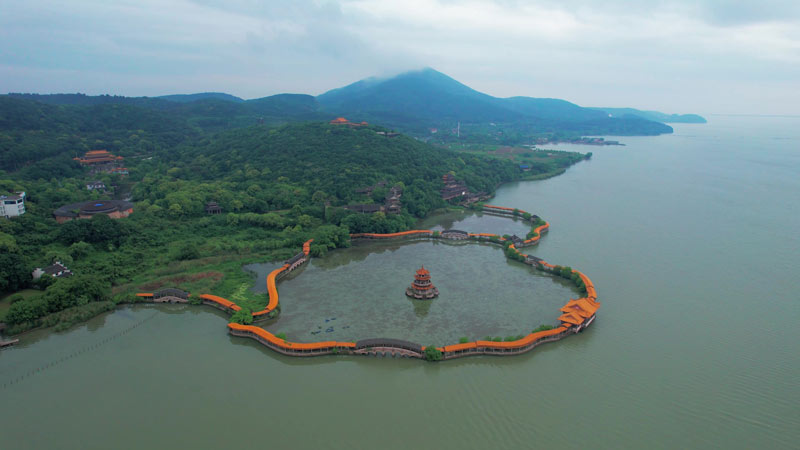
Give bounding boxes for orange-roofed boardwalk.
[133,206,598,361]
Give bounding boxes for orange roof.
[252,264,289,316]
[483,204,529,215]
[136,293,153,297]
[442,342,478,352]
[227,323,356,350]
[350,230,433,238]
[470,327,568,350]
[560,298,599,318]
[330,117,349,124]
[302,239,313,256]
[199,294,242,311]
[416,266,430,276]
[559,312,584,325]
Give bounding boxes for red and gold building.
[74,150,124,165]
[405,266,439,299]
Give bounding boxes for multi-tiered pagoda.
[405,266,439,299]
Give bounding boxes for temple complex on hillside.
[329,117,368,127]
[74,150,126,174]
[405,266,439,299]
[74,150,123,165]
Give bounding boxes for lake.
[1,115,798,449]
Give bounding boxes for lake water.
[245,214,574,345]
[1,115,799,449]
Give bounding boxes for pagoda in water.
[405,266,439,299]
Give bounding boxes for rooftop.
[53,199,134,218]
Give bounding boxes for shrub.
[275,332,287,341]
[532,324,554,333]
[424,345,442,361]
[459,337,469,344]
[230,307,253,325]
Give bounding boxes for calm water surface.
[247,237,576,344]
[2,115,799,449]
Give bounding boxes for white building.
[32,261,73,279]
[0,191,26,218]
[86,181,107,191]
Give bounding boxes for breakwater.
[136,206,599,361]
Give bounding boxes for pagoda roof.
[415,266,429,276]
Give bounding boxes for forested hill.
[316,68,675,137]
[0,96,198,177]
[138,122,521,217]
[4,68,687,146]
[589,107,707,123]
[0,94,324,176]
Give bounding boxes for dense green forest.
[1,95,588,335]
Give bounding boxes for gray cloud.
[0,0,797,113]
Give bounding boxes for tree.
[176,242,200,260]
[44,250,73,266]
[0,231,19,253]
[0,253,30,293]
[230,308,253,325]
[424,345,443,361]
[297,214,314,229]
[68,241,92,260]
[311,190,327,214]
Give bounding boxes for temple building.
[74,150,123,166]
[441,173,469,201]
[329,117,368,127]
[405,266,439,299]
[205,201,222,214]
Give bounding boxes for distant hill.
[4,69,692,144]
[5,92,171,109]
[2,92,325,133]
[158,92,244,103]
[316,68,673,137]
[317,68,519,124]
[590,107,706,123]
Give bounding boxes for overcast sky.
[2,0,798,114]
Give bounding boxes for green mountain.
[317,68,519,124]
[3,68,687,146]
[316,68,673,136]
[590,107,706,123]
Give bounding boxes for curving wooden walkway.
[136,206,600,361]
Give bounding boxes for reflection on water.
[417,209,532,236]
